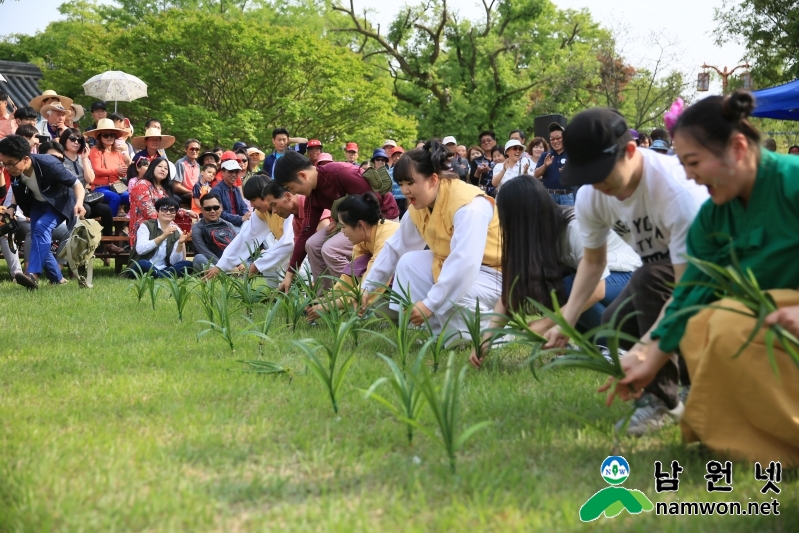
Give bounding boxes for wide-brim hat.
[84,118,128,139]
[199,151,220,164]
[131,127,176,150]
[246,147,265,161]
[318,152,333,164]
[68,104,85,123]
[30,90,73,112]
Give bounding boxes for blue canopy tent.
[751,78,799,121]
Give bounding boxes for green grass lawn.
[0,264,796,532]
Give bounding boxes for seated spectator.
[192,164,217,214]
[86,118,131,216]
[127,157,150,193]
[36,103,69,141]
[263,127,308,177]
[199,151,220,167]
[317,153,333,166]
[108,113,136,158]
[344,142,359,166]
[191,193,238,271]
[443,136,469,181]
[30,90,72,132]
[203,175,295,287]
[174,138,201,204]
[211,159,250,231]
[492,139,530,190]
[246,147,265,178]
[65,104,84,130]
[129,157,196,247]
[131,126,175,164]
[457,145,468,160]
[307,140,323,166]
[0,90,17,139]
[13,106,38,128]
[526,137,549,163]
[470,138,494,186]
[128,196,193,278]
[370,148,389,169]
[306,193,400,321]
[85,101,107,131]
[235,148,251,186]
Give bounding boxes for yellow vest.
[409,178,502,282]
[334,219,400,302]
[254,209,285,239]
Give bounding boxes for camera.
[0,211,21,254]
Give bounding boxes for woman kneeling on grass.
[127,196,193,278]
[605,90,799,464]
[306,192,400,321]
[470,175,641,368]
[360,140,502,342]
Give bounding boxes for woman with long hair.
[86,118,131,216]
[469,176,640,367]
[604,91,799,464]
[360,140,502,342]
[126,157,150,192]
[306,192,400,321]
[128,157,196,246]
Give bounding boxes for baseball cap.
[221,159,242,171]
[345,142,358,152]
[548,122,565,133]
[391,146,405,156]
[560,108,632,187]
[232,141,247,151]
[504,139,524,151]
[650,139,670,153]
[383,139,397,148]
[90,101,107,112]
[307,139,322,148]
[442,136,457,145]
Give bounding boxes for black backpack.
[202,222,236,257]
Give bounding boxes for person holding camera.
[127,196,193,278]
[0,134,85,289]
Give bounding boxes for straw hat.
[67,104,85,123]
[246,147,265,161]
[131,127,176,150]
[29,90,73,112]
[83,118,128,139]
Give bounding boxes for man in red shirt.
[273,151,399,292]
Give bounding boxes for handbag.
[109,181,127,194]
[84,191,104,205]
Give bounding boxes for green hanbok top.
[652,150,799,352]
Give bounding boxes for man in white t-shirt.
[542,108,709,436]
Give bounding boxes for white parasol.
[82,71,147,112]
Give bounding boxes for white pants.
[391,250,502,344]
[262,233,290,288]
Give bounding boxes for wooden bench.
[98,217,194,274]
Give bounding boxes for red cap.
[345,142,358,152]
[307,139,322,148]
[391,146,405,155]
[220,150,238,162]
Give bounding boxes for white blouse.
[135,222,185,270]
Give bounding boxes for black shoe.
[14,272,39,290]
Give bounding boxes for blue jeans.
[28,201,66,283]
[130,259,194,278]
[96,186,130,215]
[550,192,575,206]
[563,271,632,331]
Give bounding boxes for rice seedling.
[667,250,799,376]
[424,323,459,373]
[456,298,499,358]
[161,274,194,322]
[241,300,283,355]
[279,286,314,331]
[363,341,430,445]
[197,277,242,350]
[229,275,271,316]
[364,300,423,369]
[146,274,161,311]
[293,316,360,414]
[406,352,491,473]
[237,359,292,380]
[127,269,152,303]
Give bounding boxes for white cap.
[383,139,397,148]
[504,139,524,151]
[442,136,457,145]
[221,159,241,171]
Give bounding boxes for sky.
[0,0,748,95]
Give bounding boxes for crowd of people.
[0,86,797,465]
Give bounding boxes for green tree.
[714,0,799,86]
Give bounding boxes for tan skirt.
[679,289,799,466]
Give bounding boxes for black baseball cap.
[560,108,632,187]
[90,101,107,111]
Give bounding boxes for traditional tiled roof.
[0,60,43,109]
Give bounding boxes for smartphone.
[114,138,126,151]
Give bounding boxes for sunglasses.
[549,136,563,142]
[237,158,248,164]
[67,136,81,143]
[187,147,200,152]
[202,205,221,212]
[100,133,117,139]
[158,207,178,213]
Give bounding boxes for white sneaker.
[616,392,684,436]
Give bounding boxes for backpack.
[202,222,236,257]
[58,218,103,288]
[329,166,394,231]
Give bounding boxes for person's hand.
[504,159,513,170]
[306,303,324,322]
[202,266,222,281]
[543,324,569,349]
[765,305,799,338]
[597,344,663,406]
[409,301,432,327]
[178,231,187,244]
[186,210,199,220]
[242,212,252,221]
[277,273,293,293]
[117,164,127,176]
[523,162,530,174]
[0,206,6,215]
[359,290,371,316]
[326,222,338,235]
[162,224,178,236]
[248,262,260,276]
[544,153,554,167]
[74,203,86,218]
[469,336,491,369]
